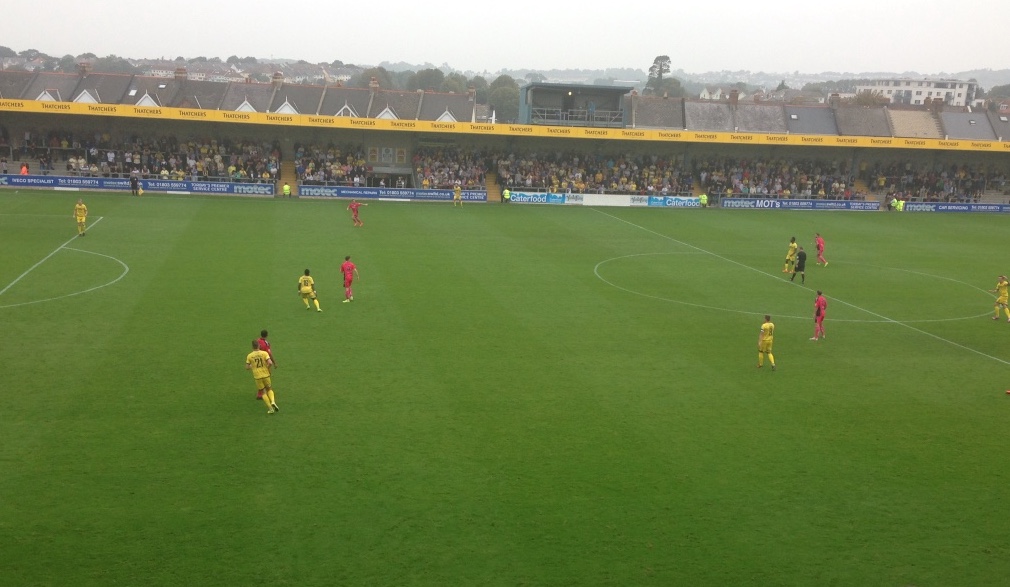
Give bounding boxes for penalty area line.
[592,208,1010,367]
[0,216,105,297]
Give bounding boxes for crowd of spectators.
[865,161,1006,203]
[294,143,379,186]
[496,150,693,195]
[695,156,857,199]
[4,129,281,182]
[412,146,490,189]
[6,127,1010,203]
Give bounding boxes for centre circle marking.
[0,247,130,309]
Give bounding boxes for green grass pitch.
[3,190,1010,586]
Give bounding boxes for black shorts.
[794,262,806,272]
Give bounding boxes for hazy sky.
[5,0,1005,75]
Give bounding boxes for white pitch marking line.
[0,247,129,309]
[594,253,992,324]
[0,216,104,297]
[593,208,1010,367]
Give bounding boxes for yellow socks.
[313,299,321,311]
[262,394,273,412]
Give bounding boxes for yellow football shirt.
[786,242,797,259]
[760,322,775,342]
[246,350,272,379]
[298,275,315,294]
[997,279,1008,301]
[75,203,88,219]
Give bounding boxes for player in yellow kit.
[298,268,322,312]
[245,340,279,414]
[73,198,88,236]
[782,237,797,273]
[757,314,776,370]
[991,275,1010,322]
[453,181,462,206]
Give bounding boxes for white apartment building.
[855,78,979,107]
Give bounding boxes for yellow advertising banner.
[0,98,1008,153]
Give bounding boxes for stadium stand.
[834,107,892,137]
[939,111,997,140]
[418,89,477,123]
[73,73,134,103]
[625,96,685,129]
[784,106,839,135]
[695,156,855,198]
[124,75,182,107]
[374,89,423,121]
[318,86,372,117]
[7,130,280,181]
[886,109,943,139]
[21,72,81,102]
[413,146,490,189]
[171,79,230,110]
[684,102,734,132]
[270,84,326,115]
[733,104,788,133]
[294,143,369,186]
[0,70,35,100]
[866,160,997,202]
[496,150,692,195]
[987,111,1010,142]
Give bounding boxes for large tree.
[92,55,141,75]
[846,90,887,107]
[489,74,518,94]
[348,67,395,90]
[987,84,1010,100]
[489,85,520,123]
[56,55,76,73]
[645,55,671,95]
[651,77,685,98]
[469,75,489,103]
[0,46,16,58]
[408,68,445,91]
[440,72,468,94]
[392,70,414,90]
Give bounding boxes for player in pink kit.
[347,199,367,227]
[814,233,827,266]
[341,255,360,302]
[811,290,827,340]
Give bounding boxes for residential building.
[855,78,979,107]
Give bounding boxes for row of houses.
[1,57,358,86]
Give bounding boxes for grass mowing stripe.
[594,207,1010,367]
